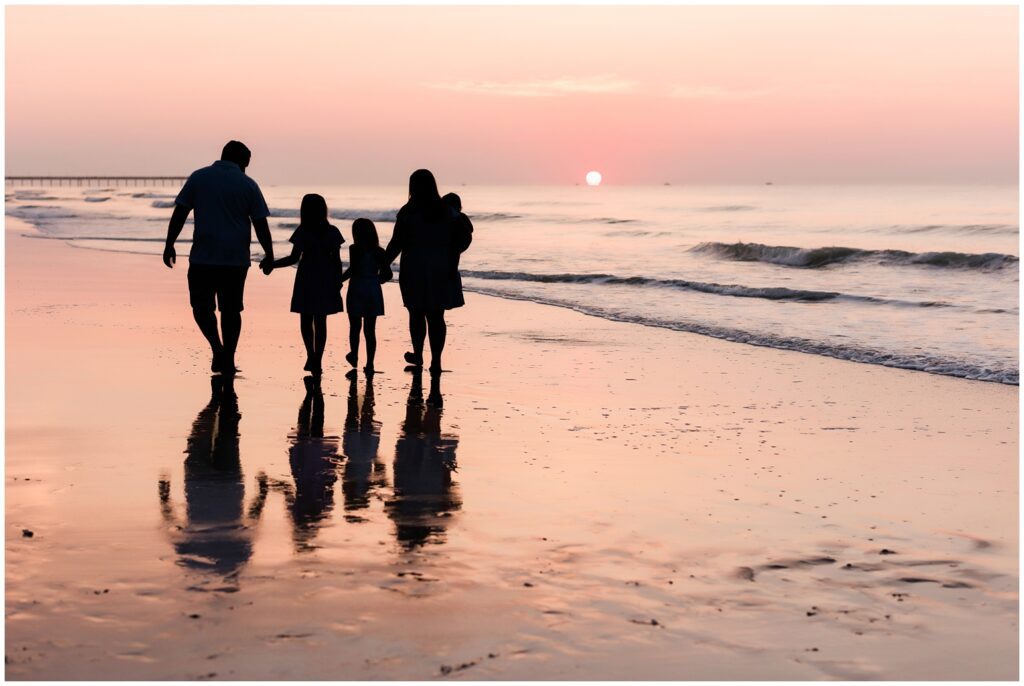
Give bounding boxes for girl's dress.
[345,245,386,317]
[289,223,344,315]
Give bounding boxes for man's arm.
[253,217,275,273]
[163,204,191,268]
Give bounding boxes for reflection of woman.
[273,376,342,552]
[385,371,461,549]
[384,169,457,374]
[341,373,387,518]
[158,376,268,584]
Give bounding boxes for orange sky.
[5,5,1018,184]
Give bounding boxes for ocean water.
[5,182,1019,384]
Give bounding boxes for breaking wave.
[462,286,1018,385]
[693,241,1018,270]
[460,269,953,308]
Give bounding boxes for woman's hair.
[406,169,445,220]
[299,193,329,228]
[351,218,379,249]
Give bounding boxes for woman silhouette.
[384,170,456,374]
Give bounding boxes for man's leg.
[217,266,249,374]
[188,265,224,371]
[193,307,224,368]
[220,311,241,371]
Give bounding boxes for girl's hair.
[441,192,462,212]
[351,218,379,249]
[406,169,445,220]
[299,193,329,228]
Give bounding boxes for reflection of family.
[163,140,473,382]
[160,363,461,585]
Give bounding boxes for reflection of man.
[163,141,275,374]
[158,376,267,585]
[386,371,461,549]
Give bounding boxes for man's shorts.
[188,264,249,312]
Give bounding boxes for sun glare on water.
[585,171,602,186]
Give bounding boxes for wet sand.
[5,217,1018,679]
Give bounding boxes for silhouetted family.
[163,141,473,387]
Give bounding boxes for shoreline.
[13,217,1019,387]
[462,282,1019,386]
[5,218,1018,679]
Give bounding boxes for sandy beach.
[5,217,1018,679]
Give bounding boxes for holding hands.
[260,256,274,275]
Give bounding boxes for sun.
[585,170,602,186]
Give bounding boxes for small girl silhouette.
[265,194,345,376]
[340,218,389,374]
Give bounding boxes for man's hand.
[163,244,176,268]
[259,256,274,275]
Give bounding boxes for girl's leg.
[408,309,427,363]
[313,315,327,369]
[300,314,315,370]
[363,316,378,371]
[346,313,361,367]
[426,309,447,373]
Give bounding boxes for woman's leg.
[313,314,327,369]
[408,309,426,363]
[347,313,362,366]
[363,316,377,370]
[426,309,447,373]
[300,314,315,369]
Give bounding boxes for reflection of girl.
[386,372,461,549]
[272,376,341,552]
[341,373,387,516]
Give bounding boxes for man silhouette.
[163,141,274,374]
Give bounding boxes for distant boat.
[765,181,774,186]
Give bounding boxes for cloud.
[668,84,769,100]
[427,75,639,97]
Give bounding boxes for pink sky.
[5,6,1018,184]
